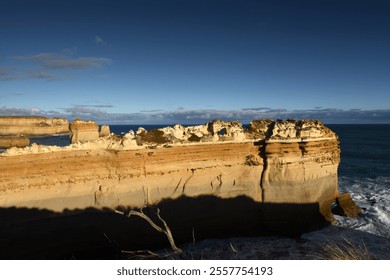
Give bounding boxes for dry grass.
[320,238,375,260]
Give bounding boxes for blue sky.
[1,0,390,124]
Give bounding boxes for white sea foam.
[337,176,390,239]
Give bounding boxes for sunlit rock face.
[256,119,341,221]
[0,116,69,136]
[0,119,344,222]
[99,125,111,137]
[69,119,99,144]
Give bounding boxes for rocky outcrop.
[333,193,362,218]
[151,120,246,143]
[0,116,69,136]
[0,136,30,149]
[69,119,99,144]
[99,125,110,137]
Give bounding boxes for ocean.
[326,125,390,255]
[328,125,390,242]
[3,124,390,259]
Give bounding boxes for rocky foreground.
[0,118,359,258]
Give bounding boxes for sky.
[1,0,390,124]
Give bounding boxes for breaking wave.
[337,176,390,239]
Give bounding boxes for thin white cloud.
[0,106,46,116]
[1,50,112,82]
[95,35,106,45]
[241,107,271,111]
[0,66,20,81]
[28,72,63,81]
[0,67,10,76]
[0,93,24,99]
[73,104,113,108]
[140,109,164,113]
[62,106,108,118]
[16,52,111,70]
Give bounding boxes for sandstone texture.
[69,119,99,144]
[99,125,111,137]
[0,119,344,218]
[0,116,69,136]
[0,136,30,149]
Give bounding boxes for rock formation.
[0,118,359,257]
[99,125,110,137]
[0,119,350,216]
[0,116,69,136]
[0,136,30,149]
[69,119,99,144]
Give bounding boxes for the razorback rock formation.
[69,119,99,144]
[0,119,359,258]
[0,116,69,136]
[0,119,351,217]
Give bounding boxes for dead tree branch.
[115,207,183,255]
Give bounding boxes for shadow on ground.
[0,195,330,259]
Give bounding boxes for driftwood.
[115,207,183,256]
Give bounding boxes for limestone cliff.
[0,116,69,136]
[0,119,347,219]
[0,118,359,257]
[259,120,340,222]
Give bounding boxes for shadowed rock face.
[0,118,358,257]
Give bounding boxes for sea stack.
[99,125,111,137]
[69,119,99,144]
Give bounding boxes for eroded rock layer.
[0,119,341,214]
[0,116,69,136]
[0,135,30,149]
[69,119,99,144]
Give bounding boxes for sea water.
[4,124,390,258]
[329,125,390,238]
